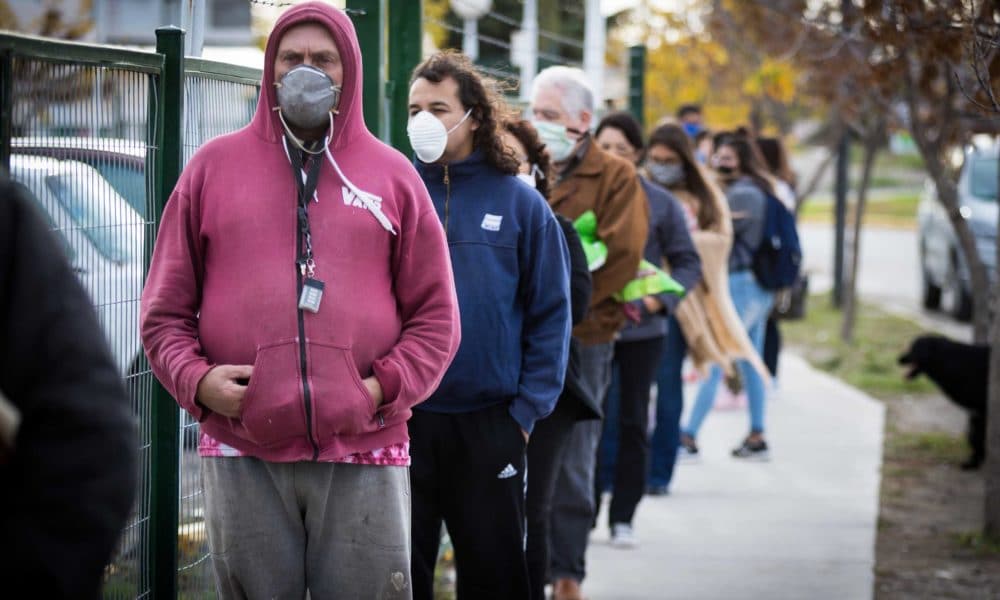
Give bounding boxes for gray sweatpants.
[202,457,412,599]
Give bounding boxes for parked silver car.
[10,154,145,375]
[918,145,998,320]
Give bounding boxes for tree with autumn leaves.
[722,0,1000,540]
[605,1,801,132]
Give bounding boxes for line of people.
[139,3,799,599]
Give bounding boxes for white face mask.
[515,172,536,188]
[407,108,473,163]
[515,163,544,189]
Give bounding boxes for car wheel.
[921,274,941,310]
[920,245,941,310]
[940,254,973,321]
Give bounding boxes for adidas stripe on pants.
[408,402,529,600]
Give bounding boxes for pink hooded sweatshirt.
[140,2,460,462]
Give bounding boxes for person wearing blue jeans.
[681,270,773,457]
[681,133,777,459]
[646,316,687,492]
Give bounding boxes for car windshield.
[45,169,141,264]
[969,156,997,202]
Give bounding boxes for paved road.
[799,222,973,342]
[585,354,885,599]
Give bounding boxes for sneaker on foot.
[646,484,670,496]
[610,523,638,548]
[678,434,700,462]
[732,437,770,461]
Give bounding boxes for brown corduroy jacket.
[549,139,649,345]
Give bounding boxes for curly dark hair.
[503,119,554,199]
[410,50,519,175]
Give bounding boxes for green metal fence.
[0,5,592,596]
[0,31,164,599]
[176,55,262,600]
[0,28,262,599]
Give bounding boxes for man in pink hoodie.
[140,3,460,597]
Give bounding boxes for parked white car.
[11,154,145,375]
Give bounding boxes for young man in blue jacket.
[406,51,572,600]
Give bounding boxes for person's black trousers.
[596,336,666,526]
[408,402,529,600]
[525,399,582,600]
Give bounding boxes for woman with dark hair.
[680,133,776,460]
[407,51,573,599]
[757,137,797,199]
[503,119,593,600]
[756,136,799,380]
[591,111,702,546]
[643,122,769,493]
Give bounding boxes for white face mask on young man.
[406,108,473,163]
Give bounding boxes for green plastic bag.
[572,210,607,272]
[572,210,685,301]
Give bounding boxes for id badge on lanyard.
[290,144,326,313]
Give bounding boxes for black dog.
[898,335,990,470]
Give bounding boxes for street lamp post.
[450,0,492,62]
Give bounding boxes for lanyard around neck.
[287,140,324,277]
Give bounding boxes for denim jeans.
[683,270,774,438]
[647,316,688,489]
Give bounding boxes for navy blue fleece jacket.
[414,151,572,434]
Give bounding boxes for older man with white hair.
[529,66,648,600]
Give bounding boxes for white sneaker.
[610,523,638,548]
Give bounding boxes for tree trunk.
[840,134,879,344]
[921,152,992,343]
[903,82,992,343]
[795,148,836,214]
[985,148,1000,539]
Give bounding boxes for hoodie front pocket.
[306,340,376,444]
[237,339,307,447]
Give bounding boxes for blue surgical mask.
[682,122,702,138]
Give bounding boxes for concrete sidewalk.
[583,353,885,600]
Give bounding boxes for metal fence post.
[151,25,184,600]
[347,0,387,140]
[0,49,11,173]
[387,0,421,154]
[628,45,646,128]
[833,130,850,307]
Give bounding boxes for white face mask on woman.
[515,164,544,189]
[406,108,473,163]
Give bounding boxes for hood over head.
[252,2,369,150]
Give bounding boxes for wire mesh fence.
[175,60,261,600]
[3,48,159,599]
[1,32,261,599]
